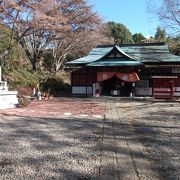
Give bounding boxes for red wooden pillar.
[152,79,154,97]
[170,80,174,98]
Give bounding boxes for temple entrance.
[97,72,139,97]
[120,81,133,96]
[100,76,117,96]
[100,76,133,96]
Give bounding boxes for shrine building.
[67,42,180,99]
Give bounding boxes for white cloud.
[145,35,153,39]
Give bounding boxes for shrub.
[40,77,70,96]
[40,71,71,96]
[6,69,42,88]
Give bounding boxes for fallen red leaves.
[0,98,105,118]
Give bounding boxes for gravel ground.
[0,98,179,179]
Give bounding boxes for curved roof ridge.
[115,45,135,60]
[66,47,113,64]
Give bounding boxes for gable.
[98,46,135,62]
[106,48,125,58]
[86,46,143,67]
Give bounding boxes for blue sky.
[88,0,160,37]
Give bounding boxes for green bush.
[5,69,46,89]
[40,76,70,96]
[4,68,71,97]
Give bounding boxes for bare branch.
[147,0,180,34]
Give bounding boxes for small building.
[67,42,180,99]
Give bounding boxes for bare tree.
[71,23,114,59]
[0,0,100,72]
[0,0,26,65]
[0,2,38,69]
[0,0,70,71]
[148,0,180,34]
[47,0,101,72]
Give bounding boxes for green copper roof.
[87,60,143,67]
[120,44,180,63]
[67,43,180,67]
[66,47,113,64]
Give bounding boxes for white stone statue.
[0,66,1,82]
[3,81,8,91]
[0,66,8,91]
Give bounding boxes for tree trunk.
[55,63,61,73]
[32,63,36,71]
[31,59,41,72]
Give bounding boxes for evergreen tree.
[155,27,166,42]
[107,21,133,44]
[132,33,146,43]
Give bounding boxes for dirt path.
[99,100,180,180]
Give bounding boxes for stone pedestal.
[0,66,19,109]
[0,91,18,109]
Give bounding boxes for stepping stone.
[92,115,102,118]
[79,114,88,117]
[64,112,72,116]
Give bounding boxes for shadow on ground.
[0,100,179,179]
